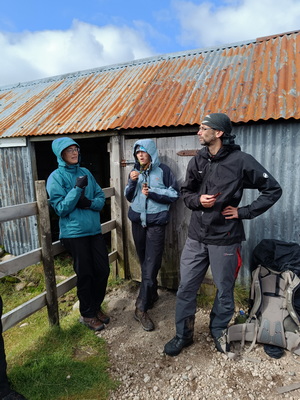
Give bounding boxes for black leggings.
[132,223,166,312]
[61,234,110,318]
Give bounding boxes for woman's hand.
[142,183,149,196]
[130,171,139,180]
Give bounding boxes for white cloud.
[0,20,155,87]
[1,1,300,87]
[174,0,300,48]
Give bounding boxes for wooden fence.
[0,181,117,332]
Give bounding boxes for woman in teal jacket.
[47,137,110,332]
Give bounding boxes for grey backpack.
[226,264,300,355]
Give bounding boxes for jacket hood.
[133,139,160,168]
[52,137,80,167]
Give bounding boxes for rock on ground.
[96,281,300,400]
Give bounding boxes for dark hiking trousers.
[175,237,242,339]
[0,296,10,396]
[132,222,166,312]
[61,233,110,318]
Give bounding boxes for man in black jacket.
[164,113,282,356]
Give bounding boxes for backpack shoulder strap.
[286,271,300,328]
[248,266,263,319]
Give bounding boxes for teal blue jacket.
[46,137,105,239]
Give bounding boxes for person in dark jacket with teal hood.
[124,139,180,332]
[47,137,110,332]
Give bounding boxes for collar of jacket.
[200,145,240,161]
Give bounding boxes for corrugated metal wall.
[123,120,294,288]
[1,119,297,285]
[236,120,298,284]
[0,145,39,255]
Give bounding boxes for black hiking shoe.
[164,335,194,356]
[134,308,154,331]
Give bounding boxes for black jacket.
[182,145,282,245]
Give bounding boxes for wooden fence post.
[110,136,127,279]
[35,180,59,327]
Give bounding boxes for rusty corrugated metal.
[122,120,300,287]
[1,30,300,138]
[0,146,39,255]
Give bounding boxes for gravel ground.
[96,281,300,400]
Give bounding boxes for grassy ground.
[1,253,250,399]
[5,311,118,400]
[2,253,119,400]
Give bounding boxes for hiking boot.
[96,308,110,324]
[213,334,230,353]
[134,308,154,331]
[2,390,27,400]
[164,335,194,356]
[79,316,105,331]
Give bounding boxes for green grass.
[5,310,118,400]
[197,282,250,312]
[233,283,251,311]
[2,253,119,400]
[1,254,75,313]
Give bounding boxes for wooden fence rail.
[0,181,117,332]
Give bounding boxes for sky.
[1,0,300,87]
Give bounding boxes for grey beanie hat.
[202,113,232,134]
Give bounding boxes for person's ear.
[215,130,224,139]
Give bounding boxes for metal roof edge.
[256,29,300,42]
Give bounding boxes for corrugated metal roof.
[1,29,300,138]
